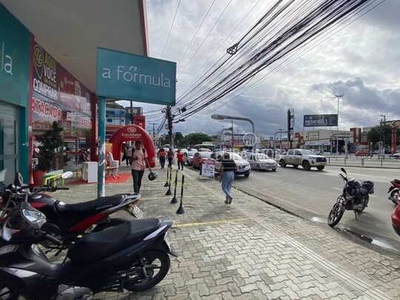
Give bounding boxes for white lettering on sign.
[1,42,13,76]
[32,98,62,120]
[33,78,58,101]
[101,65,171,88]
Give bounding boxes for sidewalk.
[55,166,400,300]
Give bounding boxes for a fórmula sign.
[96,47,176,105]
[303,114,338,127]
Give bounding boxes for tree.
[174,132,184,147]
[367,125,392,148]
[183,132,213,147]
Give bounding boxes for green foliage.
[367,125,393,147]
[182,132,212,147]
[174,132,184,147]
[35,122,63,171]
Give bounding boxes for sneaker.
[228,196,233,204]
[224,199,230,204]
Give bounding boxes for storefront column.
[90,93,98,161]
[97,96,106,198]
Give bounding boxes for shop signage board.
[31,41,92,133]
[303,114,338,127]
[0,4,31,107]
[96,47,176,105]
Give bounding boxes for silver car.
[246,153,277,171]
[215,152,251,177]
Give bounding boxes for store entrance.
[0,100,19,184]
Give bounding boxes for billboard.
[303,114,338,127]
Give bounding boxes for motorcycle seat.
[394,179,400,184]
[67,218,160,264]
[56,195,127,219]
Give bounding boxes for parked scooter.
[0,171,143,250]
[0,195,176,299]
[328,168,375,227]
[388,179,400,204]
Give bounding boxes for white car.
[279,149,327,171]
[245,153,277,171]
[215,152,251,177]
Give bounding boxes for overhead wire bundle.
[172,0,385,121]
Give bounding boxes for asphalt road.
[231,165,400,251]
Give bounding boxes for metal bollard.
[170,170,178,204]
[164,167,169,187]
[176,175,185,214]
[165,167,172,196]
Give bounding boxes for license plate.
[129,205,143,219]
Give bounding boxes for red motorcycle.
[0,171,142,250]
[388,179,400,204]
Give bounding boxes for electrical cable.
[161,0,182,58]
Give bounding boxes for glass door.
[0,100,18,184]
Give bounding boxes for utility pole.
[381,114,386,156]
[150,122,157,147]
[334,94,343,155]
[166,106,174,149]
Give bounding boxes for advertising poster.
[31,41,92,135]
[201,159,216,178]
[303,114,338,127]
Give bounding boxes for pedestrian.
[125,144,133,166]
[131,140,150,194]
[177,149,184,170]
[219,152,237,204]
[167,147,174,168]
[158,148,166,169]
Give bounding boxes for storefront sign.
[0,4,31,107]
[96,47,176,105]
[31,41,92,134]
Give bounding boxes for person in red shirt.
[177,149,184,170]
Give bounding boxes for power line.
[161,0,182,58]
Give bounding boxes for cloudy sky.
[127,0,400,137]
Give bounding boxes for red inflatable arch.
[109,124,156,168]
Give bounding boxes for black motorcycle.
[0,193,176,299]
[328,168,374,227]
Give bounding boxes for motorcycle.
[0,195,176,299]
[387,179,400,205]
[0,171,143,250]
[328,168,374,227]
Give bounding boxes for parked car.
[193,151,215,169]
[215,152,251,177]
[390,152,400,159]
[245,153,277,171]
[184,149,198,166]
[355,150,371,157]
[279,149,327,171]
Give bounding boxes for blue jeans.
[131,169,144,194]
[221,171,234,200]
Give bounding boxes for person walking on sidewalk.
[219,152,237,204]
[177,149,184,170]
[125,144,133,166]
[131,140,150,194]
[167,148,174,168]
[157,148,166,169]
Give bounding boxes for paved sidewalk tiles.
[53,166,400,299]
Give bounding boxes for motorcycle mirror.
[14,172,24,187]
[62,171,74,179]
[340,168,347,175]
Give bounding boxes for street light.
[333,94,343,155]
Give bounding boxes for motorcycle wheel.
[390,190,399,205]
[124,250,170,292]
[0,276,25,300]
[328,201,344,227]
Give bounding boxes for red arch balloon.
[109,124,155,168]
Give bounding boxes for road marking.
[173,218,248,228]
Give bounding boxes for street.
[228,165,400,252]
